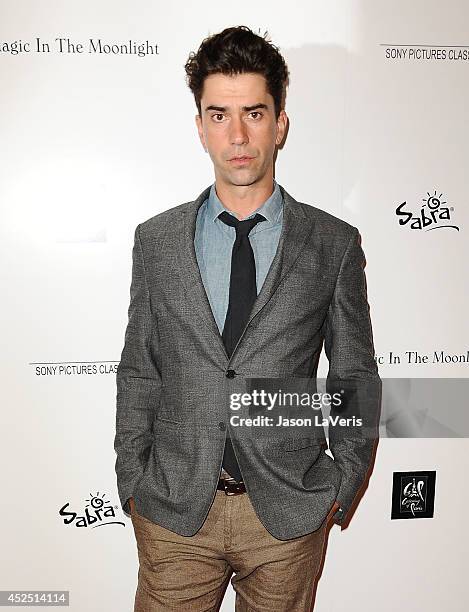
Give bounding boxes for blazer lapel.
[175,184,315,364]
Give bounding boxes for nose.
[230,115,249,146]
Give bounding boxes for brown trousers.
[131,490,329,611]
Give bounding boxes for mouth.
[228,156,254,165]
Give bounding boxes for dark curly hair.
[184,26,289,119]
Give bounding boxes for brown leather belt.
[217,477,246,495]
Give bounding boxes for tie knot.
[218,211,266,237]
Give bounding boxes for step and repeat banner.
[1,1,467,610]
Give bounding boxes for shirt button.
[218,421,226,431]
[225,369,236,378]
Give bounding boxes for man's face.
[195,72,287,188]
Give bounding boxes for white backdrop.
[1,1,468,610]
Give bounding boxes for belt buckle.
[222,477,242,496]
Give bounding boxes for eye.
[249,111,263,119]
[212,113,225,122]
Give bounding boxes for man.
[114,25,380,611]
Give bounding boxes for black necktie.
[218,210,266,481]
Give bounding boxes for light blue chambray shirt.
[194,179,284,334]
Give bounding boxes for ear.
[195,114,207,151]
[275,109,288,146]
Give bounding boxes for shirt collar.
[206,179,283,225]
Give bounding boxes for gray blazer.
[114,184,381,539]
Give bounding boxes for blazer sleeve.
[323,226,382,525]
[114,223,163,515]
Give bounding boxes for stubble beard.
[217,157,270,188]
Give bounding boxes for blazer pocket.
[283,437,317,452]
[153,415,182,430]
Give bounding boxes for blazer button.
[225,369,236,378]
[218,421,226,431]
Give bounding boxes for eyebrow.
[204,103,269,113]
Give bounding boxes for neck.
[214,176,274,220]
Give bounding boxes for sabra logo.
[395,190,459,231]
[59,491,125,528]
[401,477,426,516]
[391,470,435,520]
